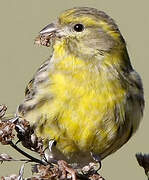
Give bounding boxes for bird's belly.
[25,71,129,164]
[35,86,126,162]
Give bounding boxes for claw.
[82,153,102,176]
[91,153,102,172]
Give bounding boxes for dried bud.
[0,153,14,162]
[0,105,7,119]
[30,164,60,179]
[34,35,51,47]
[1,174,18,180]
[15,119,44,154]
[0,121,15,145]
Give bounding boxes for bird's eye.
[73,24,84,32]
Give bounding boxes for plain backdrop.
[0,0,148,179]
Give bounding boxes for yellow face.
[40,7,124,59]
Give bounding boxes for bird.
[17,7,144,168]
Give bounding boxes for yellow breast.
[30,42,127,159]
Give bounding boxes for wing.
[17,58,51,117]
[24,59,50,100]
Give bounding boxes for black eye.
[73,24,84,32]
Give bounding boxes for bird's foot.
[90,153,102,173]
[81,163,104,180]
[82,162,99,175]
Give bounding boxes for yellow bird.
[17,7,144,167]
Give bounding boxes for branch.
[9,141,46,165]
[0,105,105,180]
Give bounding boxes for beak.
[40,23,57,36]
[35,22,59,47]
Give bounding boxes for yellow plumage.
[17,7,144,166]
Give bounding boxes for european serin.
[17,7,144,167]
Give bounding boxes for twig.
[77,173,90,180]
[9,141,46,165]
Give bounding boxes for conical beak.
[40,23,57,36]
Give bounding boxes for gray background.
[0,0,148,179]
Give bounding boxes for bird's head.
[38,7,126,60]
